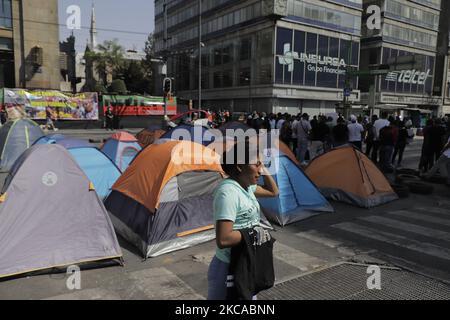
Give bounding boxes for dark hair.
[221,140,259,177]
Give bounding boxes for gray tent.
[0,118,44,172]
[0,144,123,279]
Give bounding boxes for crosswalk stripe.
[296,230,342,248]
[387,210,450,227]
[273,242,324,272]
[332,222,450,261]
[359,216,450,241]
[416,207,450,215]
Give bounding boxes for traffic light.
[163,77,172,94]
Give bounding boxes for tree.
[94,82,108,94]
[118,60,152,94]
[85,39,125,85]
[142,33,155,76]
[108,79,127,94]
[114,33,155,94]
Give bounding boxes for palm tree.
[85,39,125,85]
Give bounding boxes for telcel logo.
[386,69,430,85]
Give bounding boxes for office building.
[154,0,362,115]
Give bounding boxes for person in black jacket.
[207,140,279,300]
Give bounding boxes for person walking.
[294,113,312,165]
[364,115,377,157]
[309,115,324,159]
[392,120,409,168]
[347,115,364,150]
[105,107,114,131]
[208,141,279,300]
[331,117,349,148]
[45,107,58,131]
[372,112,390,163]
[379,116,398,173]
[291,114,299,155]
[419,119,434,173]
[280,116,293,147]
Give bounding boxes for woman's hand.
[254,165,279,198]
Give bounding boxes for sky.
[58,0,155,53]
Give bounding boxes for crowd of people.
[240,111,450,174]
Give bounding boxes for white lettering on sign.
[299,53,346,68]
[278,43,347,75]
[385,69,430,85]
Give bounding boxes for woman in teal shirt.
[208,141,279,300]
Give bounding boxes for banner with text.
[1,88,99,120]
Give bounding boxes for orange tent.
[105,141,224,257]
[305,146,398,208]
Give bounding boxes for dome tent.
[0,119,44,172]
[101,131,142,172]
[305,145,399,208]
[105,141,224,258]
[0,144,122,279]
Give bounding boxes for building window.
[305,33,317,87]
[287,0,361,35]
[223,70,232,87]
[0,0,12,29]
[239,68,251,86]
[213,71,222,88]
[222,44,233,64]
[275,27,359,89]
[240,38,252,61]
[380,47,434,95]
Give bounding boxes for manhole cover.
[259,263,450,300]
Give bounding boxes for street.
[0,130,449,300]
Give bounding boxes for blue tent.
[101,132,142,172]
[42,138,122,199]
[160,124,218,146]
[258,152,333,226]
[33,133,66,145]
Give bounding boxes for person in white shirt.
[371,112,390,163]
[295,113,312,164]
[269,115,276,130]
[347,115,365,150]
[425,137,450,185]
